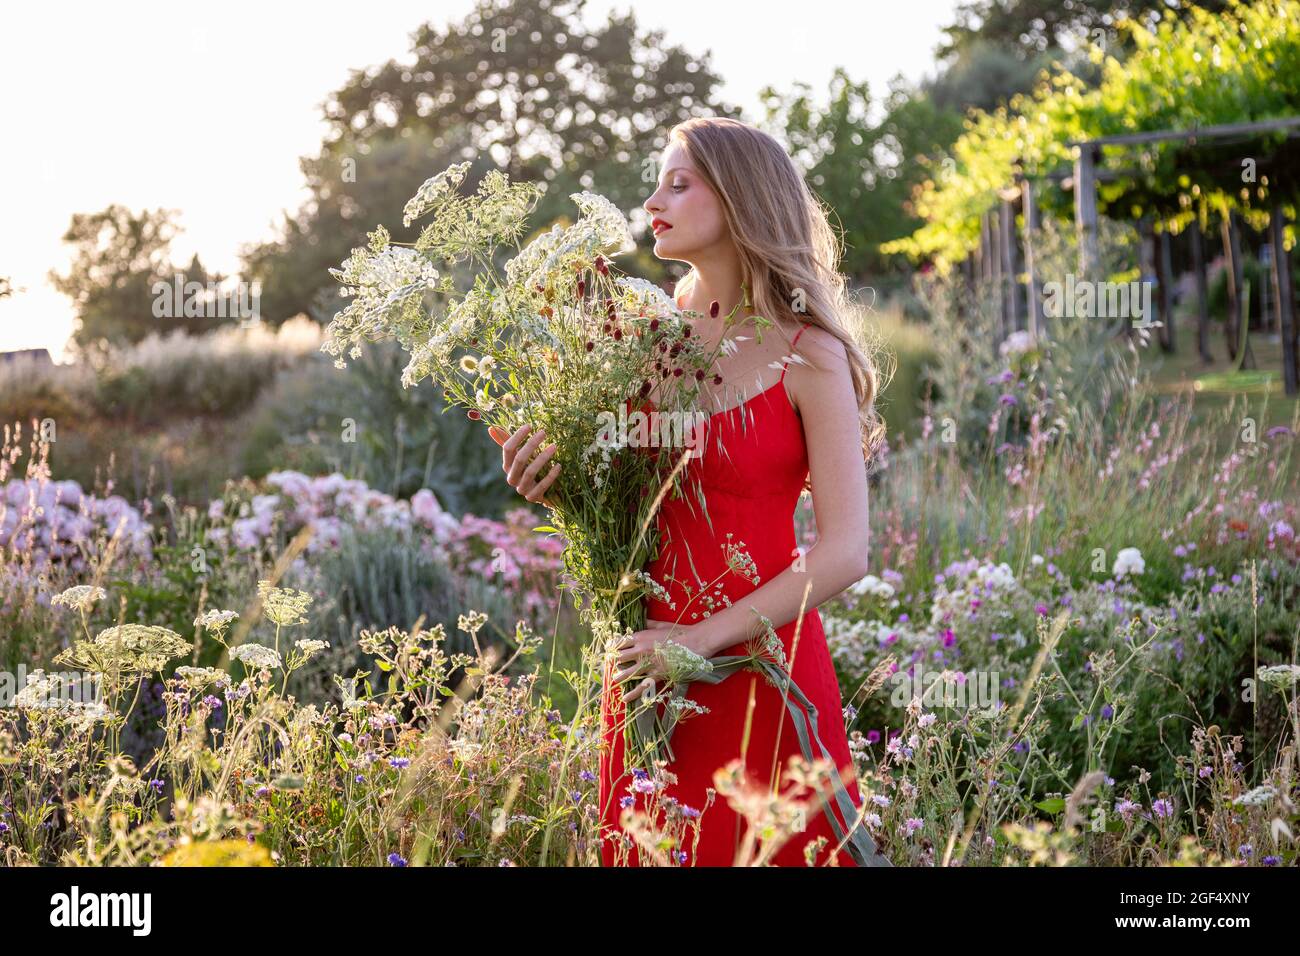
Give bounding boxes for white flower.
[194,609,239,631]
[850,574,895,599]
[1257,664,1300,689]
[51,585,107,614]
[1232,785,1277,807]
[230,644,283,670]
[402,161,472,227]
[1112,547,1145,578]
[999,330,1034,357]
[174,666,232,689]
[294,639,330,661]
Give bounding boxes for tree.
[47,205,230,353]
[243,0,738,325]
[760,69,965,282]
[938,0,1230,59]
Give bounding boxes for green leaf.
[1034,797,1066,815]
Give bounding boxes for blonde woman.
[495,116,888,866]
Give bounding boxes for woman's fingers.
[525,461,561,504]
[506,429,548,485]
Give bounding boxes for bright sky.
[0,0,960,361]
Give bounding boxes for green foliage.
[889,0,1300,270]
[236,343,518,516]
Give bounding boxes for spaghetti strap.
[779,322,812,383]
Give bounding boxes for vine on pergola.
[885,0,1300,272]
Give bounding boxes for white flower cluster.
[1232,784,1277,807]
[999,330,1035,357]
[230,643,283,671]
[849,573,896,601]
[504,191,635,290]
[1112,547,1146,578]
[928,558,1021,628]
[324,241,443,368]
[10,669,109,726]
[51,585,107,614]
[402,161,472,228]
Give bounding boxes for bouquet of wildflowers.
[322,162,731,639]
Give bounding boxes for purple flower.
[1151,798,1174,819]
[1035,603,1049,616]
[388,852,408,867]
[866,730,881,744]
[149,779,165,794]
[1100,704,1113,719]
[619,795,635,809]
[389,757,411,770]
[942,628,956,647]
[579,770,596,783]
[998,393,1018,407]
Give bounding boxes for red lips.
[651,217,672,235]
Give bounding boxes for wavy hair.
[666,116,889,479]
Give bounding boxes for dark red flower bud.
[712,374,723,385]
[673,368,683,377]
[595,256,609,275]
[613,329,623,340]
[649,318,660,331]
[586,340,595,351]
[709,300,720,318]
[669,343,682,357]
[695,370,705,381]
[576,279,586,298]
[603,322,612,333]
[467,410,481,420]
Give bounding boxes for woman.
[491,116,887,866]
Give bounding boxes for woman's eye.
[671,183,686,192]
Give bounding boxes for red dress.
[598,322,868,866]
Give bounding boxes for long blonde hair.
[666,116,888,479]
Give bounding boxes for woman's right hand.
[488,424,562,508]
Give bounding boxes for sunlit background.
[0,0,960,359]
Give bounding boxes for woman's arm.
[695,325,873,657]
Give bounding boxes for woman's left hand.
[609,619,711,704]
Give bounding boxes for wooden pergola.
[967,116,1300,395]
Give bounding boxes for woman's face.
[642,141,729,264]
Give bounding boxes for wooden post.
[1271,203,1299,396]
[1000,196,1020,336]
[989,208,1005,347]
[1023,177,1043,340]
[1155,225,1175,353]
[1137,216,1155,342]
[1221,212,1242,362]
[1223,210,1257,369]
[1189,218,1213,363]
[1074,142,1100,278]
